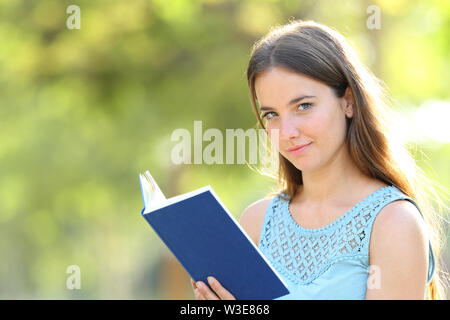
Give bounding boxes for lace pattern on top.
[258,186,412,285]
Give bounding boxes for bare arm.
[238,197,273,246]
[365,200,430,299]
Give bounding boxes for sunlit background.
[0,0,448,299]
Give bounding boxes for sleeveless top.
[258,185,436,300]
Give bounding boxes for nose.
[279,115,300,141]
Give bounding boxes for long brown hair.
[246,20,447,299]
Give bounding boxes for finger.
[196,281,219,300]
[207,276,236,300]
[190,278,197,289]
[191,279,199,299]
[194,288,205,300]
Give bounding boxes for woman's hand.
[190,276,236,300]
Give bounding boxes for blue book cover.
[139,171,289,300]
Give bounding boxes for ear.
[342,87,355,118]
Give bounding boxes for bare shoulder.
[367,199,430,298]
[371,199,428,245]
[239,197,274,246]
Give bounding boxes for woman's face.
[254,66,353,172]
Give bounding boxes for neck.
[296,146,371,204]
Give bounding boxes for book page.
[140,170,212,214]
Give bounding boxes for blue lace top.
[258,185,435,300]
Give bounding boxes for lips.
[287,142,312,152]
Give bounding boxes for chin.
[291,163,314,172]
[286,156,321,173]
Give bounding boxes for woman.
[191,20,445,300]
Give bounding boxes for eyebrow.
[259,95,316,111]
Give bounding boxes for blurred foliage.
[0,0,448,299]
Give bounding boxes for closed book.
[139,171,289,300]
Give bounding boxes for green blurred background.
[0,0,448,299]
